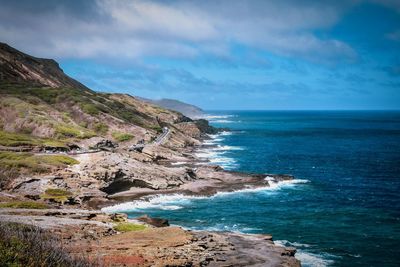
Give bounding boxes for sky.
[1,0,400,110]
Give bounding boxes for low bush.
[93,123,108,135]
[0,222,91,266]
[0,201,49,209]
[41,188,72,204]
[0,130,69,148]
[0,152,79,174]
[0,131,41,147]
[112,132,134,142]
[55,124,81,138]
[114,222,147,232]
[80,103,100,115]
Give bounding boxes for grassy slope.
[0,82,181,146]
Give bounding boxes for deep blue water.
[108,111,400,267]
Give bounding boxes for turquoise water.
[106,111,400,267]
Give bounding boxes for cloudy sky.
[1,0,400,110]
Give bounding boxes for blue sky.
[1,0,400,110]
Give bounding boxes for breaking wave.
[275,240,336,267]
[102,179,309,214]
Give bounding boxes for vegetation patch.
[0,130,70,149]
[55,124,81,138]
[0,222,91,266]
[0,201,49,209]
[93,123,108,135]
[55,124,96,139]
[150,126,163,133]
[41,188,73,204]
[0,152,79,174]
[112,132,134,142]
[37,155,79,166]
[80,103,99,115]
[0,83,167,133]
[114,222,147,232]
[0,131,41,147]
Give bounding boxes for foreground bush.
[0,222,91,266]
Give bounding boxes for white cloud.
[0,0,358,63]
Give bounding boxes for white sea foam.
[195,143,239,170]
[102,178,308,214]
[197,131,241,169]
[201,115,236,120]
[219,131,232,136]
[214,179,309,196]
[190,223,262,233]
[171,161,187,165]
[101,194,207,213]
[212,145,244,151]
[265,178,310,190]
[212,120,240,123]
[275,240,335,267]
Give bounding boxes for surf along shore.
[97,129,302,266]
[1,127,301,266]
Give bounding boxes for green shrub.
[114,222,147,232]
[0,131,41,147]
[0,201,49,209]
[0,152,79,174]
[55,124,81,138]
[112,132,133,142]
[93,123,108,135]
[44,188,72,197]
[150,125,162,133]
[0,131,69,148]
[37,155,79,166]
[41,188,72,204]
[0,222,91,266]
[81,103,99,115]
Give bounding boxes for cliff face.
[0,42,88,90]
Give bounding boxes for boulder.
[137,215,169,227]
[110,213,128,222]
[94,140,118,150]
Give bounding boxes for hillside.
[0,42,88,90]
[0,43,208,154]
[0,43,300,267]
[143,98,205,118]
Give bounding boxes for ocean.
[105,111,400,267]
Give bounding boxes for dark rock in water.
[194,119,219,134]
[137,215,169,227]
[282,247,297,257]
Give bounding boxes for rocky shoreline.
[1,131,301,266]
[0,42,303,266]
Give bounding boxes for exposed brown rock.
[137,215,169,227]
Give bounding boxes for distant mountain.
[143,98,204,118]
[0,42,88,90]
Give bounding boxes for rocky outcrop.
[137,215,169,227]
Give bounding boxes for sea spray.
[102,179,309,214]
[275,240,336,267]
